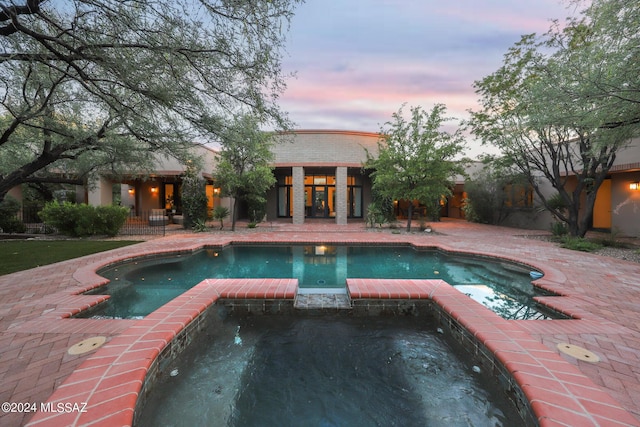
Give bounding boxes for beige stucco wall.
[271,130,380,166]
[149,144,218,176]
[515,137,640,236]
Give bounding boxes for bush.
[246,196,267,223]
[39,202,128,237]
[191,218,208,233]
[560,237,602,252]
[181,172,208,229]
[550,221,568,237]
[0,196,26,233]
[0,217,26,233]
[212,205,230,230]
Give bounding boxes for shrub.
[212,205,230,230]
[94,205,130,236]
[0,196,26,233]
[191,218,208,233]
[366,202,393,228]
[550,221,568,237]
[246,196,267,223]
[181,172,208,229]
[560,237,602,252]
[1,217,26,233]
[39,202,128,237]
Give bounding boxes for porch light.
[150,186,158,194]
[630,182,639,190]
[128,188,135,195]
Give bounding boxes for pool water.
[92,245,553,320]
[136,312,525,427]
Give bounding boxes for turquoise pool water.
[91,244,553,320]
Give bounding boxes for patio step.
[294,288,352,310]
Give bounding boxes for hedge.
[39,202,129,237]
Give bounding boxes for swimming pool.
[136,311,526,427]
[88,244,555,320]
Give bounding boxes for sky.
[278,0,582,156]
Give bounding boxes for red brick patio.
[2,220,640,426]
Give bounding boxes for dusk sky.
[278,0,582,156]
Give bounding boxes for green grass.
[0,240,141,276]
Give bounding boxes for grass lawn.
[0,240,141,276]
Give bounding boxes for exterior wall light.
[630,182,639,190]
[128,188,135,195]
[150,186,158,194]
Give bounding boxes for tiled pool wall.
[429,303,536,426]
[132,301,213,427]
[131,297,536,427]
[26,241,639,427]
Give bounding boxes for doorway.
[593,178,612,230]
[305,185,335,218]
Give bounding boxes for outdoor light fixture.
[630,182,639,191]
[128,188,135,195]
[150,186,158,194]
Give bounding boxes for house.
[496,137,640,237]
[7,130,640,235]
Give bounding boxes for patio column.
[292,166,305,224]
[335,166,347,225]
[87,176,113,206]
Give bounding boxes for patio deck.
[1,220,640,426]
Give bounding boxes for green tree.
[0,0,299,201]
[214,114,276,231]
[469,0,638,237]
[365,104,467,232]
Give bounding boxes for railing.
[118,210,168,236]
[18,205,46,234]
[8,207,172,237]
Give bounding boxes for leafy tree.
[469,0,639,237]
[214,114,276,231]
[365,104,467,232]
[0,0,299,201]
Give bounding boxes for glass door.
[313,186,327,217]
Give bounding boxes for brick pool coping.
[20,236,640,427]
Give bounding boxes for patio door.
[305,185,335,218]
[313,186,327,217]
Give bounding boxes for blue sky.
[279,0,582,154]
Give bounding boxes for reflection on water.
[92,245,556,320]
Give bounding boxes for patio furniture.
[149,209,169,226]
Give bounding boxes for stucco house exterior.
[6,130,640,236]
[499,137,640,237]
[265,130,466,224]
[87,129,465,226]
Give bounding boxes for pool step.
[294,288,352,310]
